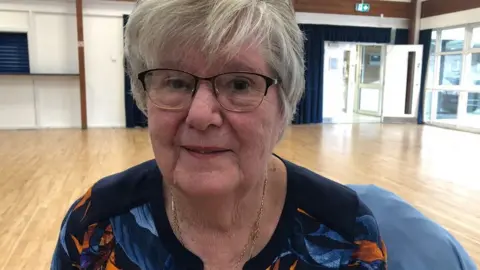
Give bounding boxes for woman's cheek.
[148,107,185,142]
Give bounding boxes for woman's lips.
[182,146,231,158]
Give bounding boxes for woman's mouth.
[182,146,231,157]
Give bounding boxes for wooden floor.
[0,124,479,269]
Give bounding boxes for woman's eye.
[167,79,189,89]
[231,80,250,91]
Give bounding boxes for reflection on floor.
[326,112,381,124]
[431,114,480,131]
[436,119,480,129]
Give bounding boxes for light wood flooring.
[0,124,479,269]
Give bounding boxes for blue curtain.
[123,15,147,128]
[294,25,392,124]
[0,32,30,74]
[417,29,433,124]
[395,29,410,45]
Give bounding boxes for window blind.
[0,32,30,74]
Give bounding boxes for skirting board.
[382,117,417,124]
[323,118,334,124]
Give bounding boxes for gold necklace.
[170,176,268,269]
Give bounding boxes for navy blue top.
[51,157,387,270]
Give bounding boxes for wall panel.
[0,77,36,129]
[35,77,81,128]
[32,13,78,74]
[0,10,28,32]
[83,15,125,128]
[420,7,480,30]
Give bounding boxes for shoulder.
[60,159,161,242]
[67,159,160,228]
[281,158,387,268]
[283,158,360,241]
[51,159,162,268]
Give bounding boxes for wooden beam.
[422,0,480,18]
[404,0,421,114]
[76,0,87,129]
[408,0,419,44]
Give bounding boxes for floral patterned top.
[51,158,387,270]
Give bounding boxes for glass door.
[323,42,357,123]
[343,49,357,115]
[342,50,350,113]
[355,45,385,117]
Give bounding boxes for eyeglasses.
[137,68,280,112]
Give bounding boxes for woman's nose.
[185,82,223,130]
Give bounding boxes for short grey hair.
[124,0,305,126]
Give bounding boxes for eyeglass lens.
[143,70,268,111]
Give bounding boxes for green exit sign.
[355,3,370,13]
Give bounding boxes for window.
[436,91,459,120]
[0,32,30,74]
[424,25,480,131]
[430,31,437,55]
[439,54,462,86]
[468,53,480,86]
[360,46,382,85]
[467,92,480,115]
[426,31,437,88]
[424,90,433,121]
[441,28,464,52]
[472,27,480,49]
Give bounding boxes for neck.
[167,173,267,234]
[163,156,288,267]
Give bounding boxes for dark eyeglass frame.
[137,68,281,112]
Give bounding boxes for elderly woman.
[51,0,387,269]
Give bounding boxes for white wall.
[0,77,36,129]
[0,0,132,129]
[420,7,480,30]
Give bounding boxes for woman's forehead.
[154,45,269,76]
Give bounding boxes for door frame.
[342,45,358,115]
[354,44,386,117]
